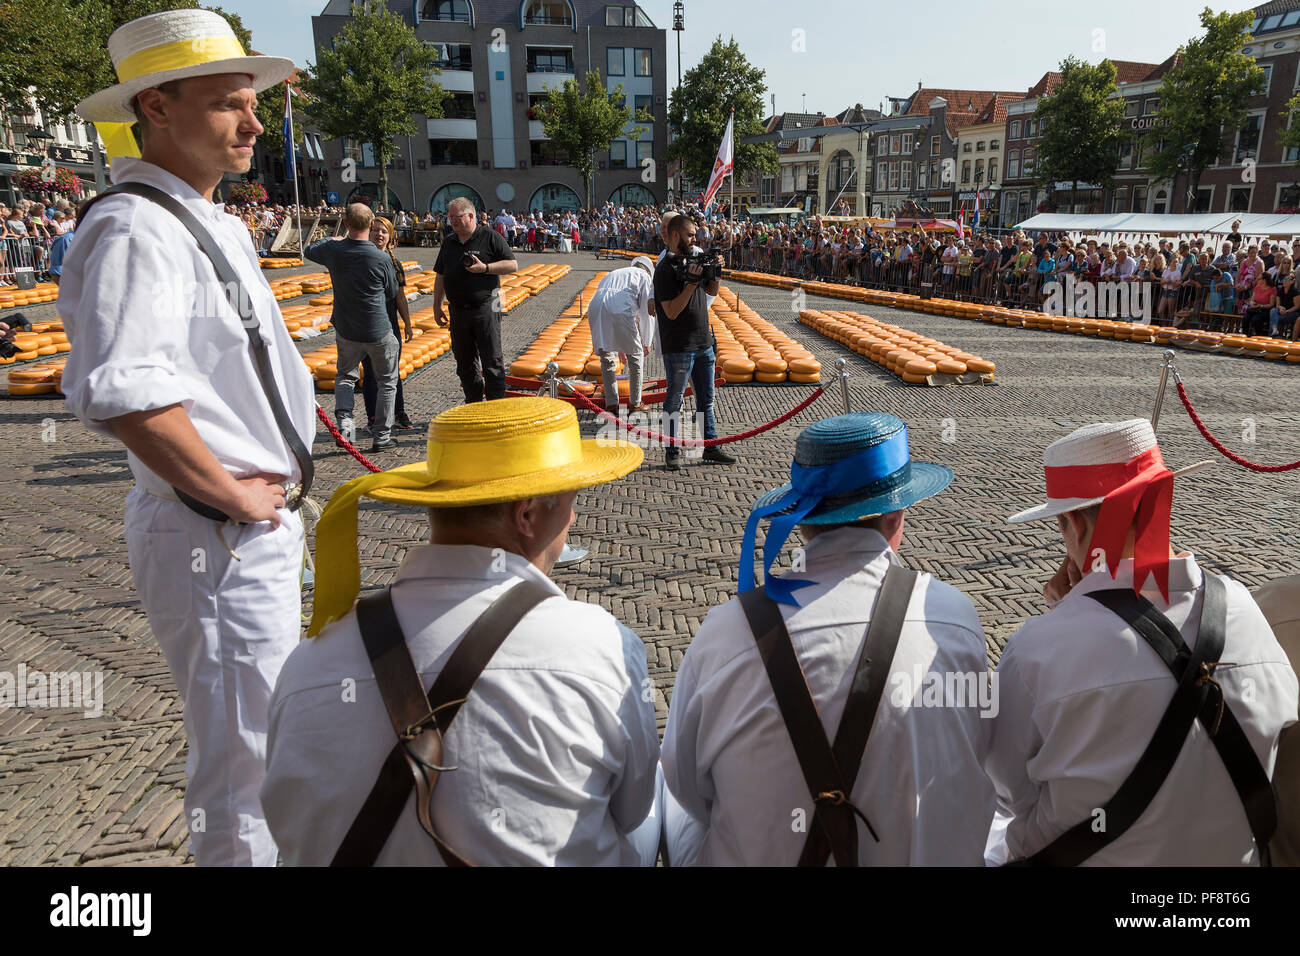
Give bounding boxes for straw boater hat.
[75,9,296,123]
[743,413,952,606]
[307,397,643,638]
[1007,419,1212,600]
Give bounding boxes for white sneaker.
[338,416,355,444]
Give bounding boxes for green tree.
[1033,56,1127,211]
[537,70,647,209]
[298,2,444,212]
[1142,7,1265,213]
[665,36,777,189]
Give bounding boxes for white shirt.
[662,527,996,865]
[262,544,660,866]
[59,158,317,496]
[589,265,654,355]
[986,555,1298,866]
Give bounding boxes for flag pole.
[287,86,304,262]
[728,107,734,268]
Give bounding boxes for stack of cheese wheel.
[259,257,304,269]
[7,360,64,395]
[710,286,821,384]
[0,281,59,311]
[505,277,610,396]
[798,309,994,385]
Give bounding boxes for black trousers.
[449,303,505,402]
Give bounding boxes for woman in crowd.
[1272,269,1299,339]
[1243,271,1278,337]
[359,215,414,433]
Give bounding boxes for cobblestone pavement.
[1,248,1297,865]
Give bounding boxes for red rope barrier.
[1175,382,1300,473]
[316,405,383,474]
[563,381,825,447]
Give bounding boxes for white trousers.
[124,486,303,866]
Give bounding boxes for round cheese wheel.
[754,370,787,383]
[787,371,820,383]
[723,370,754,384]
[754,357,788,373]
[787,357,821,374]
[936,358,967,375]
[904,358,937,376]
[555,358,586,376]
[8,367,59,383]
[510,359,547,378]
[965,358,995,373]
[8,381,58,395]
[723,357,756,374]
[900,372,928,385]
[316,364,338,378]
[36,345,58,356]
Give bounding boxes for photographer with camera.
[654,214,736,471]
[433,197,518,403]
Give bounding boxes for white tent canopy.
[1015,211,1300,243]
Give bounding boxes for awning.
[1014,211,1300,241]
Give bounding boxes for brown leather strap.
[739,563,916,867]
[330,579,553,867]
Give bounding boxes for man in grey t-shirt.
[306,203,400,451]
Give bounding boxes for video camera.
[669,249,724,285]
[0,312,32,360]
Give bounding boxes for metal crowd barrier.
[0,235,47,285]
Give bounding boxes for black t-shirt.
[387,262,407,327]
[1228,232,1242,250]
[1278,280,1297,310]
[654,255,711,354]
[999,246,1016,268]
[434,224,516,308]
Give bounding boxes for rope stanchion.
[562,380,825,447]
[1175,381,1300,473]
[316,405,383,474]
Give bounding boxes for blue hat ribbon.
[739,427,911,607]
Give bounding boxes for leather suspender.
[1015,575,1276,867]
[739,563,918,867]
[78,183,314,522]
[330,579,553,867]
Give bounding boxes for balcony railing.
[524,14,573,25]
[527,62,575,73]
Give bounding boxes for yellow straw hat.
[76,9,296,123]
[307,397,644,637]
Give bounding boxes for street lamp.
[673,2,683,94]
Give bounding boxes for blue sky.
[232,0,1219,115]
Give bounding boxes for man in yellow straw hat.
[261,397,663,866]
[58,10,313,866]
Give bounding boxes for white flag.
[701,113,734,210]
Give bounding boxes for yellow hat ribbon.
[115,34,248,83]
[306,469,429,638]
[94,122,142,164]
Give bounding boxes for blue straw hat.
[741,413,953,606]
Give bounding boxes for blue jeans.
[662,346,717,444]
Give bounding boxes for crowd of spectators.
[0,197,76,284]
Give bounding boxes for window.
[1144,97,1159,115]
[961,160,971,183]
[1235,113,1264,163]
[1227,185,1252,213]
[901,161,912,190]
[782,166,794,192]
[918,164,927,189]
[606,5,621,25]
[988,161,997,184]
[1005,192,1019,223]
[428,182,484,215]
[1153,189,1168,214]
[931,136,940,156]
[877,136,887,156]
[875,163,885,190]
[974,158,984,182]
[524,1,573,26]
[990,138,1000,150]
[1009,120,1021,139]
[901,133,913,154]
[441,92,475,119]
[422,0,470,21]
[527,47,574,72]
[1263,13,1282,31]
[428,139,478,165]
[607,47,624,76]
[1193,186,1213,214]
[888,161,900,191]
[1132,185,1147,212]
[610,184,656,206]
[428,42,472,70]
[929,161,938,186]
[529,183,582,213]
[1259,63,1273,96]
[1118,138,1132,167]
[797,137,811,152]
[361,142,377,167]
[1007,149,1019,179]
[1286,10,1300,27]
[890,134,901,155]
[1287,112,1300,163]
[609,141,627,168]
[1025,119,1037,137]
[634,140,652,165]
[634,49,652,76]
[976,140,985,152]
[530,139,570,165]
[1124,100,1139,118]
[634,94,653,120]
[1022,149,1035,175]
[1111,188,1127,213]
[962,142,972,153]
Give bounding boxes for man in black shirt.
[433,197,518,402]
[306,203,401,451]
[654,214,735,471]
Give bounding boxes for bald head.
[344,203,374,236]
